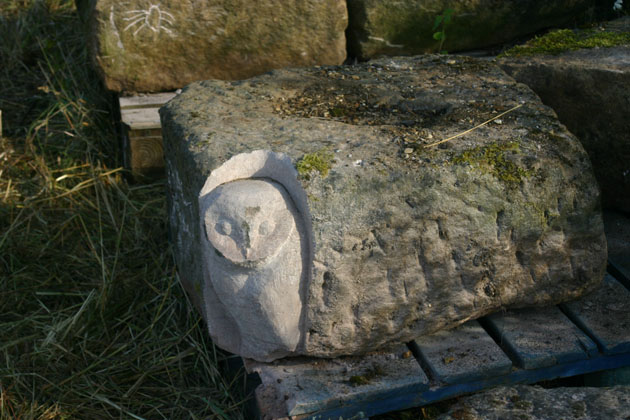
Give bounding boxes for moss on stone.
[500,28,630,57]
[453,142,533,185]
[348,365,386,387]
[296,150,334,179]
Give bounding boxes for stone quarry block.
[80,0,347,92]
[346,0,599,59]
[161,55,607,362]
[498,21,630,212]
[435,385,630,420]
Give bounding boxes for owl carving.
[201,178,305,359]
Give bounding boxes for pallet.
[247,265,630,420]
[119,92,177,179]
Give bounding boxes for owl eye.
[216,220,232,236]
[258,220,274,236]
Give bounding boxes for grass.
[0,1,248,418]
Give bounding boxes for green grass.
[0,1,248,418]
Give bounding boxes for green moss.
[348,365,386,387]
[453,141,533,185]
[349,375,371,386]
[296,150,334,179]
[500,28,630,57]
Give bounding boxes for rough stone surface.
[436,385,630,420]
[80,0,347,93]
[346,0,599,59]
[161,55,607,361]
[498,35,630,212]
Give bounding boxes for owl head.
[203,179,297,264]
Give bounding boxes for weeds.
[432,8,454,54]
[0,1,247,418]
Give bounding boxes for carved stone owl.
[201,178,305,359]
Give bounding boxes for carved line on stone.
[109,6,125,50]
[123,2,175,37]
[198,150,314,360]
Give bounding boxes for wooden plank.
[247,346,428,418]
[292,352,630,420]
[410,320,512,384]
[121,107,162,130]
[561,275,630,355]
[128,137,164,178]
[119,92,177,110]
[118,93,174,178]
[481,306,597,369]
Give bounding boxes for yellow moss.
[500,28,630,57]
[296,150,334,179]
[453,141,533,185]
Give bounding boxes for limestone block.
[200,174,309,361]
[498,41,630,212]
[80,0,347,93]
[346,0,599,59]
[436,385,630,420]
[161,55,607,361]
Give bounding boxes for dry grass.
[0,1,248,418]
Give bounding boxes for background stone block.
[80,0,347,92]
[347,0,601,59]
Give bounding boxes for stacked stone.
[80,0,601,92]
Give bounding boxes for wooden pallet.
[119,92,177,179]
[247,265,630,420]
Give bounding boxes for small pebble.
[494,119,503,125]
[404,148,414,154]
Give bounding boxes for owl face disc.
[203,179,297,263]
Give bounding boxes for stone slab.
[483,306,597,369]
[346,0,600,59]
[247,346,428,417]
[561,275,630,355]
[161,55,607,361]
[411,320,512,384]
[436,385,630,420]
[81,0,347,93]
[255,352,630,419]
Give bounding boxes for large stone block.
[347,0,599,59]
[161,55,607,362]
[498,22,630,212]
[80,0,347,93]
